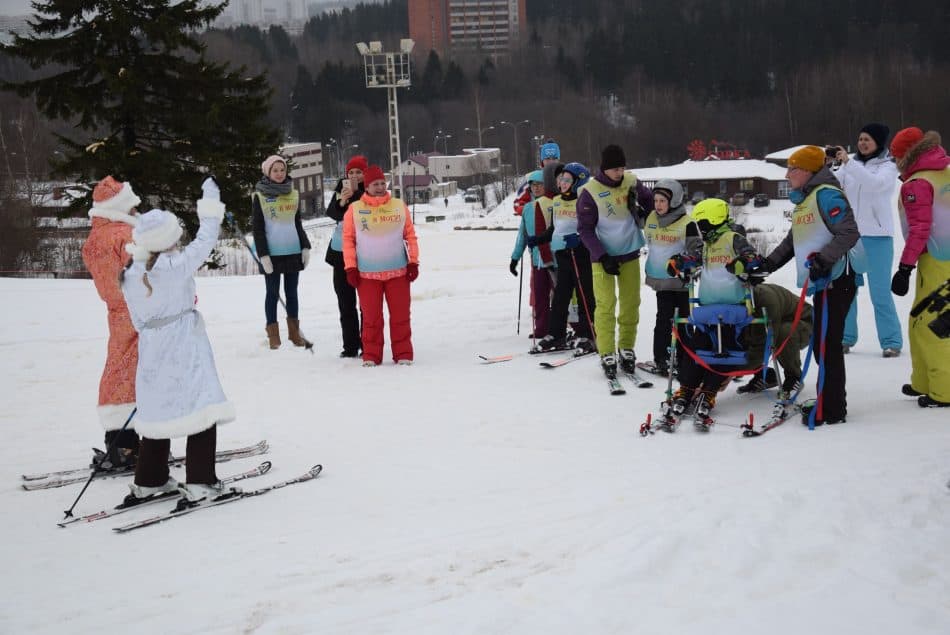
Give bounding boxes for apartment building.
[408,0,526,57]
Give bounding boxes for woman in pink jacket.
[81,176,141,468]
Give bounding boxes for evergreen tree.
[0,0,281,235]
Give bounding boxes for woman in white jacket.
[833,123,903,357]
[119,178,238,509]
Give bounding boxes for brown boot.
[286,318,307,347]
[265,323,281,349]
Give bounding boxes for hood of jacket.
[899,131,949,178]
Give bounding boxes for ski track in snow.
[2,196,950,634]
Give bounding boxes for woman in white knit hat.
[81,176,142,470]
[251,154,312,349]
[119,177,238,508]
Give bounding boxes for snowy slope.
[2,196,949,635]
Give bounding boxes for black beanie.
[860,123,890,152]
[600,144,626,171]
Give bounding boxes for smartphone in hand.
[342,179,351,190]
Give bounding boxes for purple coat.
[577,170,654,263]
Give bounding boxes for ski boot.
[572,337,596,356]
[618,348,637,375]
[174,481,242,511]
[691,390,716,431]
[122,477,179,508]
[534,334,568,352]
[601,354,618,380]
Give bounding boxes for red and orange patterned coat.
[81,214,138,431]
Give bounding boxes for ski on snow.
[741,402,800,437]
[22,440,269,490]
[479,347,576,364]
[113,464,322,533]
[57,461,273,528]
[538,351,597,368]
[621,369,654,389]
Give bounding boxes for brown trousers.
[134,425,217,486]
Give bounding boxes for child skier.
[641,178,701,377]
[666,198,762,418]
[119,178,237,507]
[509,170,555,341]
[342,165,420,367]
[81,176,142,469]
[534,162,596,355]
[513,139,561,215]
[577,144,654,378]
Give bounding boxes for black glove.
[600,254,620,276]
[891,263,914,296]
[525,235,539,248]
[509,259,519,277]
[808,255,832,282]
[564,233,581,249]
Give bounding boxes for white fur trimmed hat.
[126,209,183,260]
[90,176,141,219]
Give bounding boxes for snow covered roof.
[629,159,788,182]
[764,145,809,160]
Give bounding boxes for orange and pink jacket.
[342,191,419,280]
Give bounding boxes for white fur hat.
[89,176,142,222]
[125,209,183,261]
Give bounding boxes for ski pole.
[808,287,830,430]
[570,247,597,341]
[63,407,137,519]
[228,213,314,353]
[516,256,524,335]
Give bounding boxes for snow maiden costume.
[81,176,142,467]
[120,179,237,504]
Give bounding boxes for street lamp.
[499,119,531,177]
[355,38,414,199]
[463,125,494,147]
[434,130,452,155]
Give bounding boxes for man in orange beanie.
[889,127,950,407]
[759,145,859,426]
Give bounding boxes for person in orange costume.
[342,165,420,367]
[81,176,141,468]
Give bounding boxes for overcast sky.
[1,0,34,16]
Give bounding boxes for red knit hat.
[890,127,924,159]
[345,155,369,174]
[363,164,386,186]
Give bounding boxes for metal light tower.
[355,39,414,200]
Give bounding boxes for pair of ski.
[22,440,269,490]
[605,369,655,396]
[58,460,274,527]
[640,401,714,435]
[112,464,323,533]
[478,345,580,364]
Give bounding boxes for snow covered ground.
[2,192,949,635]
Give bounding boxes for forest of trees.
[1,0,948,188]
